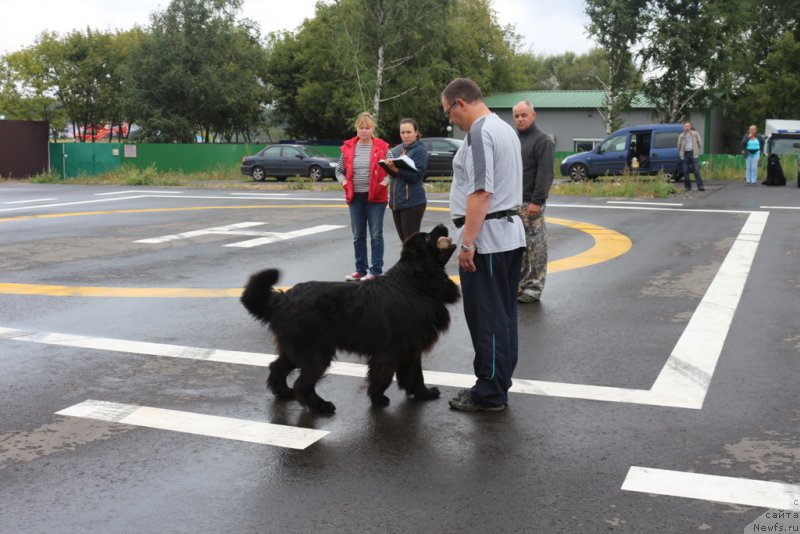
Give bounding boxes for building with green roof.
[473,90,720,154]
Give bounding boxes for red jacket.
[340,136,390,204]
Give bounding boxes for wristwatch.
[461,244,476,252]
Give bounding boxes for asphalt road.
[0,181,798,533]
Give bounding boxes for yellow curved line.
[545,217,632,273]
[0,205,630,297]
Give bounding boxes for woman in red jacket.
[335,112,391,281]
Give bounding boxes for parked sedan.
[241,144,338,182]
[420,137,462,178]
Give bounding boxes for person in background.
[382,118,428,242]
[336,112,391,281]
[678,121,705,192]
[741,124,765,186]
[442,77,526,413]
[512,100,554,303]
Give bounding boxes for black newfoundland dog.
[763,153,787,186]
[241,224,460,414]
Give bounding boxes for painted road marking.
[621,467,800,511]
[134,221,265,243]
[0,195,172,213]
[648,210,768,408]
[95,191,184,195]
[231,193,289,198]
[760,205,800,210]
[0,203,631,296]
[4,198,57,204]
[135,222,346,248]
[607,200,683,207]
[0,194,757,410]
[56,399,328,449]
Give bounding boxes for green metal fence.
[49,142,270,179]
[51,142,793,180]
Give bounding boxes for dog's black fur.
[241,224,460,414]
[763,154,787,186]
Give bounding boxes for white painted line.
[621,467,800,511]
[547,203,756,215]
[0,198,770,410]
[0,327,273,366]
[649,211,768,409]
[224,224,345,248]
[134,222,345,247]
[760,205,800,210]
[0,196,150,213]
[56,399,328,449]
[231,193,289,198]
[95,191,184,195]
[134,222,266,244]
[607,200,683,207]
[4,198,57,204]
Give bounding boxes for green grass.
[553,174,678,198]
[9,154,797,198]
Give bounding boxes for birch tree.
[585,0,647,133]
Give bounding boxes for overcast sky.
[0,0,595,57]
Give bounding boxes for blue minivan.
[560,124,684,181]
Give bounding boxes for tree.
[733,32,800,127]
[2,35,68,140]
[716,0,799,131]
[637,0,742,123]
[124,0,268,142]
[266,0,523,141]
[585,0,648,133]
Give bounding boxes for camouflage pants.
[518,204,547,299]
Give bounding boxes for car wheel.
[569,163,589,182]
[251,166,266,182]
[308,165,323,181]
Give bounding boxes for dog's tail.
[240,269,281,323]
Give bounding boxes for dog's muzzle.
[437,236,453,249]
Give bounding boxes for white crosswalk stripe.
[56,400,328,449]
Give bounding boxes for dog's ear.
[400,231,427,266]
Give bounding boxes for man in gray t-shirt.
[442,77,526,412]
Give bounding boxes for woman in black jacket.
[382,118,429,242]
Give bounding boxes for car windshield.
[768,137,800,156]
[301,147,326,157]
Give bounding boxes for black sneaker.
[448,389,506,412]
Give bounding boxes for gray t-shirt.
[449,113,525,254]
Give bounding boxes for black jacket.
[388,140,428,210]
[518,123,554,206]
[741,134,765,156]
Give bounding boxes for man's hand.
[459,247,477,272]
[527,203,542,217]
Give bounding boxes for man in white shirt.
[442,77,526,412]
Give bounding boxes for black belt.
[452,209,519,229]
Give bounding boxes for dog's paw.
[370,394,391,406]
[309,400,336,414]
[412,386,441,401]
[266,380,296,400]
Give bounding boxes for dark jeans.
[391,203,426,242]
[348,192,386,276]
[682,151,704,190]
[460,248,524,406]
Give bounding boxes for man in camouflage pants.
[513,100,554,303]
